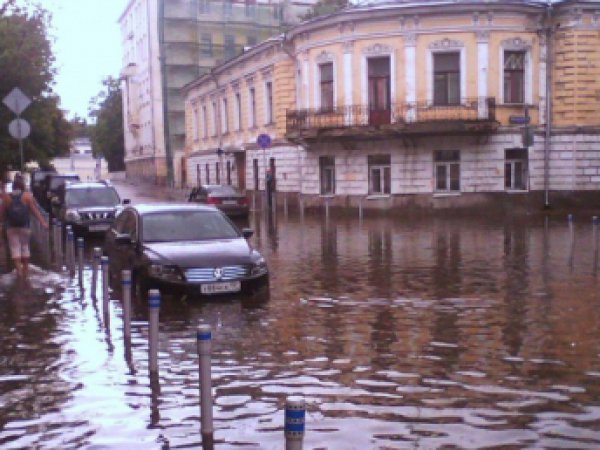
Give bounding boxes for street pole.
[158,0,175,187]
[17,113,23,172]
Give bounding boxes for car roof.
[126,203,218,215]
[65,181,114,190]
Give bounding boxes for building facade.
[119,0,315,187]
[183,0,600,213]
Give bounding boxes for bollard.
[148,289,160,373]
[67,230,75,274]
[101,256,110,317]
[122,270,132,339]
[568,214,575,268]
[252,191,256,212]
[197,324,214,442]
[299,198,304,219]
[325,199,330,222]
[359,199,363,220]
[52,220,61,266]
[57,221,64,268]
[285,396,306,450]
[91,247,102,298]
[594,217,599,272]
[284,192,288,217]
[77,237,84,286]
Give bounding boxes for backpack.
[6,192,30,227]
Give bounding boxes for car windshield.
[207,185,239,195]
[50,177,79,190]
[65,187,120,207]
[142,210,240,243]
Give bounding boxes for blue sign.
[509,115,530,125]
[256,134,271,149]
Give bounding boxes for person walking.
[0,174,48,281]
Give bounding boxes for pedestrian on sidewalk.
[0,174,48,281]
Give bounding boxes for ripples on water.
[0,214,600,449]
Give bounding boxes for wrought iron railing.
[286,97,497,133]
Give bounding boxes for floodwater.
[1,211,600,449]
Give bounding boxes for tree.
[300,0,350,21]
[89,77,125,172]
[0,4,71,174]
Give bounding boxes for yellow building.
[184,0,600,213]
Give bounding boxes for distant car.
[52,181,125,234]
[40,173,80,212]
[188,184,249,218]
[104,203,269,298]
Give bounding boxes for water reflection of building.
[184,0,600,213]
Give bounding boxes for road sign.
[9,118,30,139]
[509,115,530,125]
[3,87,31,115]
[256,134,271,149]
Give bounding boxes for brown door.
[368,56,391,126]
[236,152,246,191]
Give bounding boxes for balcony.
[286,97,498,143]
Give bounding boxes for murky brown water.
[1,212,600,449]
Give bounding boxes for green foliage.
[300,0,350,21]
[89,77,125,172]
[0,4,71,173]
[70,115,92,139]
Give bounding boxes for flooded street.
[1,210,600,449]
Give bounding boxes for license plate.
[200,281,241,294]
[88,224,110,232]
[223,200,237,205]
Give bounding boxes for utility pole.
[158,0,175,187]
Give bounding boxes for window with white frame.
[319,62,334,112]
[249,87,256,127]
[192,105,199,141]
[202,105,208,138]
[265,81,273,124]
[221,98,229,133]
[211,101,217,136]
[319,156,335,195]
[368,154,391,195]
[504,51,525,104]
[434,150,460,192]
[433,53,460,106]
[505,148,528,190]
[235,92,242,130]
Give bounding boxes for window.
[196,164,201,185]
[504,51,525,104]
[221,98,229,133]
[227,161,232,185]
[201,33,213,57]
[224,35,236,59]
[223,0,232,16]
[235,92,242,130]
[205,163,210,184]
[265,81,273,124]
[202,105,208,138]
[216,162,220,184]
[245,0,256,18]
[211,102,217,136]
[368,154,391,195]
[505,148,528,190]
[249,87,256,127]
[199,0,210,14]
[319,62,334,112]
[433,53,460,106]
[434,150,460,192]
[192,105,199,140]
[253,158,259,190]
[368,57,391,125]
[319,156,335,195]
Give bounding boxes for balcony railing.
[286,97,497,136]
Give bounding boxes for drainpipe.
[543,2,553,209]
[210,70,223,183]
[158,0,175,187]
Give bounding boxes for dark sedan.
[104,203,268,298]
[188,184,249,218]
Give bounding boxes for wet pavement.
[0,182,600,448]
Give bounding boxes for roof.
[65,181,115,190]
[126,203,219,215]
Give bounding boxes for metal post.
[285,396,305,450]
[77,237,84,286]
[67,230,75,274]
[101,256,110,318]
[568,214,574,268]
[284,192,288,218]
[52,219,59,264]
[122,270,132,340]
[148,289,160,373]
[57,221,63,269]
[252,191,256,212]
[91,247,102,298]
[359,199,363,220]
[197,324,214,443]
[325,198,330,222]
[593,216,599,273]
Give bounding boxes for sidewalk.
[110,179,190,204]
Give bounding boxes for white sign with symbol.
[9,118,31,139]
[3,87,31,115]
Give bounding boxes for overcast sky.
[44,0,124,120]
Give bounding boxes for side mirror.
[115,233,134,245]
[122,198,131,205]
[242,228,254,239]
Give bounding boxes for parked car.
[188,184,249,218]
[104,203,268,298]
[52,181,125,234]
[40,173,80,212]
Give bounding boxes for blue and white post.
[66,229,75,274]
[197,324,214,443]
[91,247,102,298]
[77,237,84,286]
[285,396,306,450]
[122,270,132,340]
[101,256,110,318]
[148,289,160,374]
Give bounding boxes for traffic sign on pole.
[3,88,31,115]
[256,134,271,149]
[8,118,31,139]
